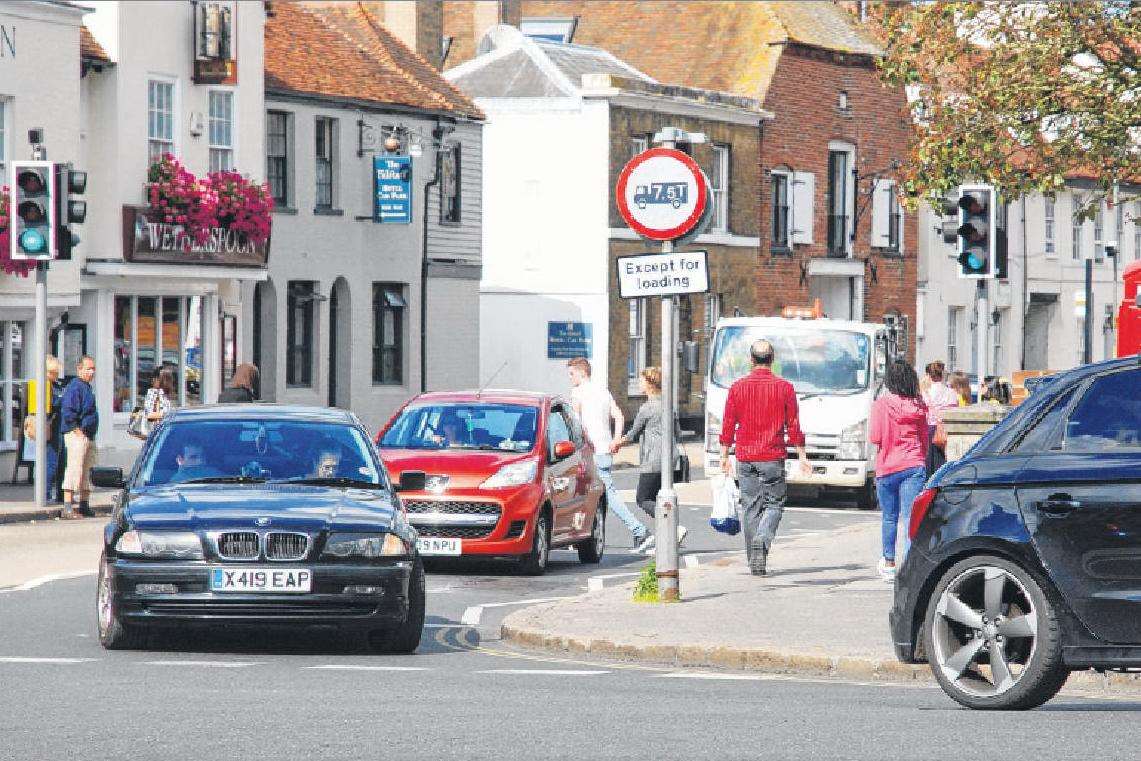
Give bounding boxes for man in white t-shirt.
[567,357,652,551]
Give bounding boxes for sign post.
[616,129,711,602]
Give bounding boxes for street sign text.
[617,250,710,299]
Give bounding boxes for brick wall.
[757,44,917,358]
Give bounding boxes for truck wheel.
[856,479,878,511]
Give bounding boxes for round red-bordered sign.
[616,148,709,241]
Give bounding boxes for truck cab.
[704,313,896,509]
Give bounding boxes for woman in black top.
[217,363,259,403]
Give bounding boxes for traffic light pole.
[33,261,48,510]
[976,279,989,394]
[1083,258,1094,365]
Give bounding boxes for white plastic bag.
[710,475,741,536]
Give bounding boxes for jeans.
[594,453,648,541]
[635,472,661,518]
[44,445,60,502]
[876,465,927,562]
[737,460,787,566]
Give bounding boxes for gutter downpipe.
[421,139,440,394]
[1020,194,1029,371]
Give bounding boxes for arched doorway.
[328,278,352,408]
[253,279,277,402]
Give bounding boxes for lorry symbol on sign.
[634,182,688,210]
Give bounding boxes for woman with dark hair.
[218,363,259,403]
[922,360,958,474]
[131,366,175,439]
[869,359,930,581]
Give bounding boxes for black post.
[1083,258,1094,365]
[420,148,440,394]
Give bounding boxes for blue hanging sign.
[547,322,593,359]
[373,156,412,224]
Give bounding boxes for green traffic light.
[18,228,47,254]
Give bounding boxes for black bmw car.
[892,356,1141,709]
[92,405,426,653]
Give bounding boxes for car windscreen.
[711,325,871,394]
[137,420,383,487]
[380,403,539,452]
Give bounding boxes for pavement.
[0,483,115,524]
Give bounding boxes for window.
[112,296,204,413]
[1013,387,1076,453]
[372,283,406,385]
[1072,204,1083,261]
[286,281,316,387]
[266,111,290,207]
[872,180,903,253]
[771,172,790,250]
[992,310,1005,376]
[315,117,336,210]
[704,292,721,336]
[827,148,852,256]
[545,407,573,461]
[1136,201,1141,261]
[207,90,234,171]
[0,99,7,179]
[628,299,648,395]
[440,143,461,225]
[710,144,729,232]
[1094,205,1105,262]
[1063,369,1141,452]
[631,135,648,158]
[887,189,902,252]
[1,321,27,449]
[1115,203,1125,256]
[1044,197,1056,256]
[521,17,577,43]
[947,307,961,370]
[147,79,175,162]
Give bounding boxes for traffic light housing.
[54,164,87,260]
[9,161,56,261]
[956,184,996,279]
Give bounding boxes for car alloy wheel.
[520,512,550,575]
[97,559,114,635]
[931,565,1038,698]
[577,505,605,564]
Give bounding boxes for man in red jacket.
[719,340,810,575]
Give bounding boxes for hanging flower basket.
[0,186,36,278]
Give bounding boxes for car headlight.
[323,533,408,558]
[115,530,204,560]
[481,459,538,489]
[705,412,722,453]
[837,420,867,461]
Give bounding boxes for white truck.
[703,314,899,510]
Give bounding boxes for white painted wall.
[476,96,612,396]
[916,187,1141,379]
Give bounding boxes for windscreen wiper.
[271,476,385,489]
[180,475,268,485]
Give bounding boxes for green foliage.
[871,1,1140,217]
[632,561,660,603]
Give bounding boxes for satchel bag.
[933,421,948,449]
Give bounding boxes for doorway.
[328,278,352,408]
[253,280,277,401]
[1024,296,1055,370]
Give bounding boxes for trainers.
[634,534,655,554]
[676,525,689,547]
[878,558,897,581]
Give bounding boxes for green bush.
[632,561,659,603]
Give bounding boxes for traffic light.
[9,161,56,261]
[54,164,87,260]
[955,184,996,279]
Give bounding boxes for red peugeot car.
[375,391,606,575]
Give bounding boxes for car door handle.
[1039,494,1081,516]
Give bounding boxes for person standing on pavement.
[610,367,687,554]
[922,361,958,474]
[59,356,99,520]
[45,356,66,503]
[718,340,810,576]
[869,359,930,580]
[947,371,972,406]
[567,357,652,552]
[217,363,259,403]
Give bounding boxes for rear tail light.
[909,487,938,540]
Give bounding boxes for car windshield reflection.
[380,403,538,452]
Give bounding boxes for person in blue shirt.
[59,356,98,519]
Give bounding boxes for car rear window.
[380,403,538,452]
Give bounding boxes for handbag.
[673,452,691,484]
[710,476,741,535]
[127,407,148,440]
[933,421,948,449]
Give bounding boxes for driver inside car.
[169,439,222,484]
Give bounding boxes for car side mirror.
[681,341,700,374]
[90,467,125,489]
[553,440,576,460]
[395,470,426,493]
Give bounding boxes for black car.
[892,356,1141,709]
[92,405,427,653]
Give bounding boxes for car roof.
[714,316,882,334]
[166,404,359,425]
[1045,355,1140,388]
[403,389,557,407]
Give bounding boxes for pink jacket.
[869,392,930,477]
[923,382,959,426]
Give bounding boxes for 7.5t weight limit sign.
[616,148,708,241]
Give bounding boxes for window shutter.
[790,171,814,245]
[871,179,892,248]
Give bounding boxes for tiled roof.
[767,1,882,57]
[80,25,111,63]
[265,1,482,119]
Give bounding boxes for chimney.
[383,0,443,67]
[473,0,523,41]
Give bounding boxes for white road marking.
[422,623,472,629]
[304,665,428,672]
[143,660,262,668]
[587,572,640,592]
[476,669,610,676]
[0,570,96,594]
[0,656,99,664]
[655,672,768,681]
[461,596,571,627]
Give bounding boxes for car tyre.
[924,554,1069,710]
[96,554,147,650]
[519,510,551,576]
[576,503,605,564]
[366,556,426,654]
[855,479,878,511]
